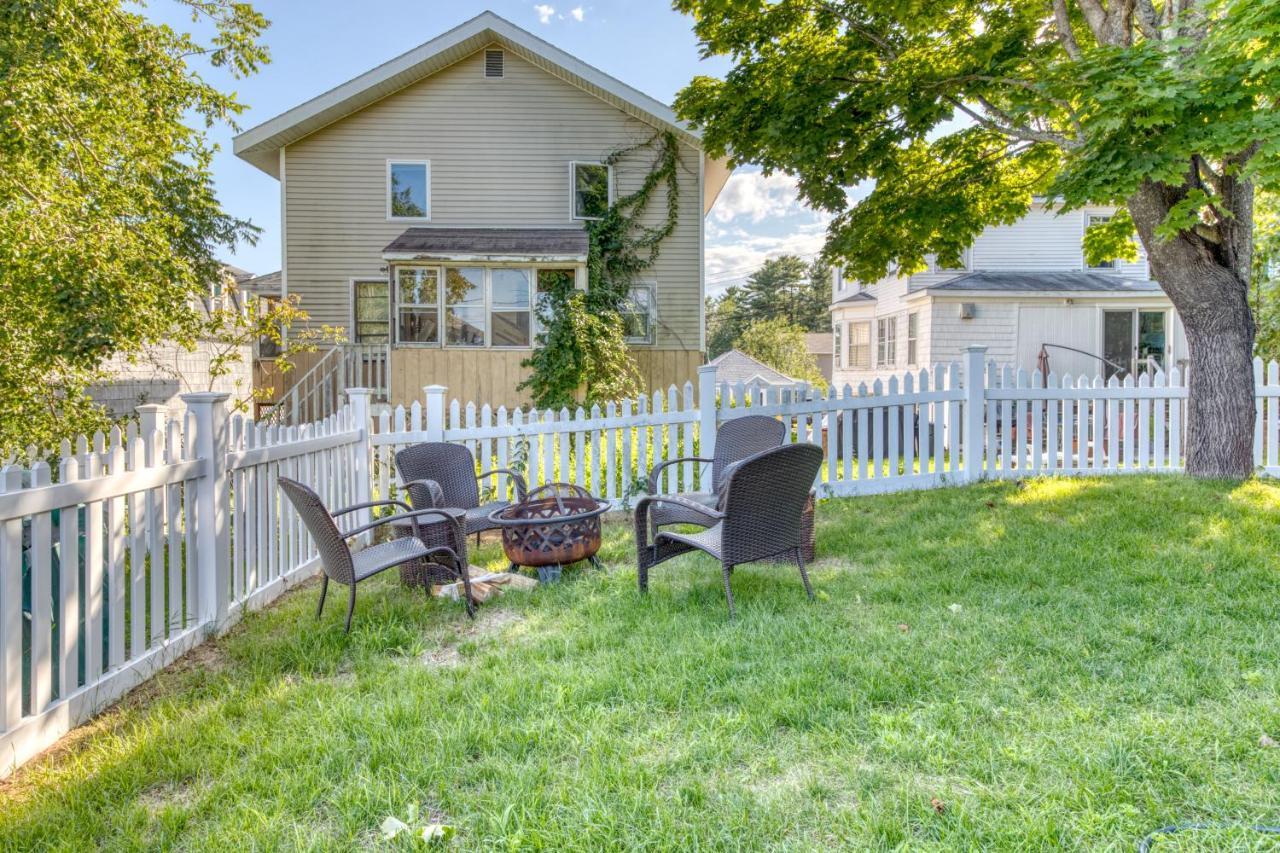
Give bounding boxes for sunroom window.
[387,160,429,220]
[571,162,611,220]
[396,268,439,344]
[490,268,532,347]
[444,267,485,346]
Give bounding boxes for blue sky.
[148,0,832,293]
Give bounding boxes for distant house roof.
[913,271,1163,294]
[241,270,282,294]
[221,263,255,284]
[708,349,797,387]
[383,228,589,261]
[833,290,875,304]
[804,333,832,356]
[231,11,731,213]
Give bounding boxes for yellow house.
[233,10,731,412]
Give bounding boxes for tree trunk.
[1129,181,1256,478]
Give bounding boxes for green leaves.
[737,317,827,391]
[0,0,269,454]
[1083,207,1140,267]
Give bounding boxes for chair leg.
[638,562,649,594]
[344,585,357,634]
[796,548,815,600]
[316,575,329,619]
[722,563,736,619]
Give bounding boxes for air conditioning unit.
[959,302,977,320]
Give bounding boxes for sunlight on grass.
[2,476,1279,850]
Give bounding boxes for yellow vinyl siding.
[284,45,703,354]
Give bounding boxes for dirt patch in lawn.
[138,779,204,814]
[415,606,527,669]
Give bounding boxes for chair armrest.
[332,498,411,518]
[635,493,725,522]
[401,478,445,508]
[478,468,528,501]
[646,457,712,494]
[343,507,462,541]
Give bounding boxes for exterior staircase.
[262,343,389,425]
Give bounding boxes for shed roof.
[382,227,589,261]
[915,270,1162,294]
[707,349,797,387]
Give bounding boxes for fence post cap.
[697,363,717,374]
[423,384,447,393]
[964,344,988,353]
[346,387,371,396]
[180,392,231,404]
[135,403,168,413]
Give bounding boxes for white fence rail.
[5,344,1280,777]
[0,392,368,777]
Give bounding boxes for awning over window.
[382,228,589,263]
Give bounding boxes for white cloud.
[704,226,831,294]
[711,170,804,224]
[534,4,555,24]
[569,6,585,21]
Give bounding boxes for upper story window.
[876,316,897,367]
[387,160,430,220]
[621,284,655,344]
[571,162,612,220]
[1087,214,1118,269]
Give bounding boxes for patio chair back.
[719,443,822,566]
[396,442,480,510]
[278,477,355,585]
[712,415,786,491]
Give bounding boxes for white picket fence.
[0,393,369,777]
[4,344,1280,777]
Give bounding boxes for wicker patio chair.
[634,442,823,618]
[394,442,528,541]
[644,414,785,530]
[278,477,471,631]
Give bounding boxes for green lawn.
[3,477,1280,850]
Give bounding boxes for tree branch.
[1135,0,1162,40]
[946,96,1078,149]
[1052,0,1083,59]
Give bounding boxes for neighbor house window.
[396,268,439,344]
[876,317,897,367]
[833,323,843,369]
[387,160,430,220]
[353,279,390,343]
[490,268,532,347]
[906,312,918,365]
[849,321,871,369]
[444,267,485,346]
[621,284,655,344]
[571,162,611,220]
[1087,214,1117,269]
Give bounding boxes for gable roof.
[707,350,798,386]
[913,270,1163,294]
[232,11,731,212]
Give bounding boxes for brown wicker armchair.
[635,443,823,618]
[394,442,528,540]
[644,414,785,530]
[278,477,470,631]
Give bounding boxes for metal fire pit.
[488,483,608,575]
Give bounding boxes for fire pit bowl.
[488,483,609,572]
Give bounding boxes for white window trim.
[393,264,541,350]
[622,281,656,345]
[876,316,898,368]
[350,276,391,344]
[849,320,872,370]
[906,311,919,366]
[569,161,613,221]
[386,159,431,222]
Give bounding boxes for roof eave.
[383,251,587,263]
[233,11,703,179]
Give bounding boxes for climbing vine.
[521,131,680,409]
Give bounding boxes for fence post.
[0,466,24,733]
[424,385,447,443]
[182,392,231,631]
[963,345,988,482]
[697,365,718,492]
[346,388,373,534]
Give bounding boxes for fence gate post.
[424,385,447,443]
[963,346,988,483]
[346,388,373,533]
[181,392,231,631]
[697,364,718,492]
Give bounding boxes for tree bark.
[1128,182,1257,479]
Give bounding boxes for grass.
[3,476,1280,851]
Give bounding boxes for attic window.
[484,49,504,78]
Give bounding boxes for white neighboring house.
[830,201,1189,388]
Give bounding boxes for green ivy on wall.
[521,131,680,409]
